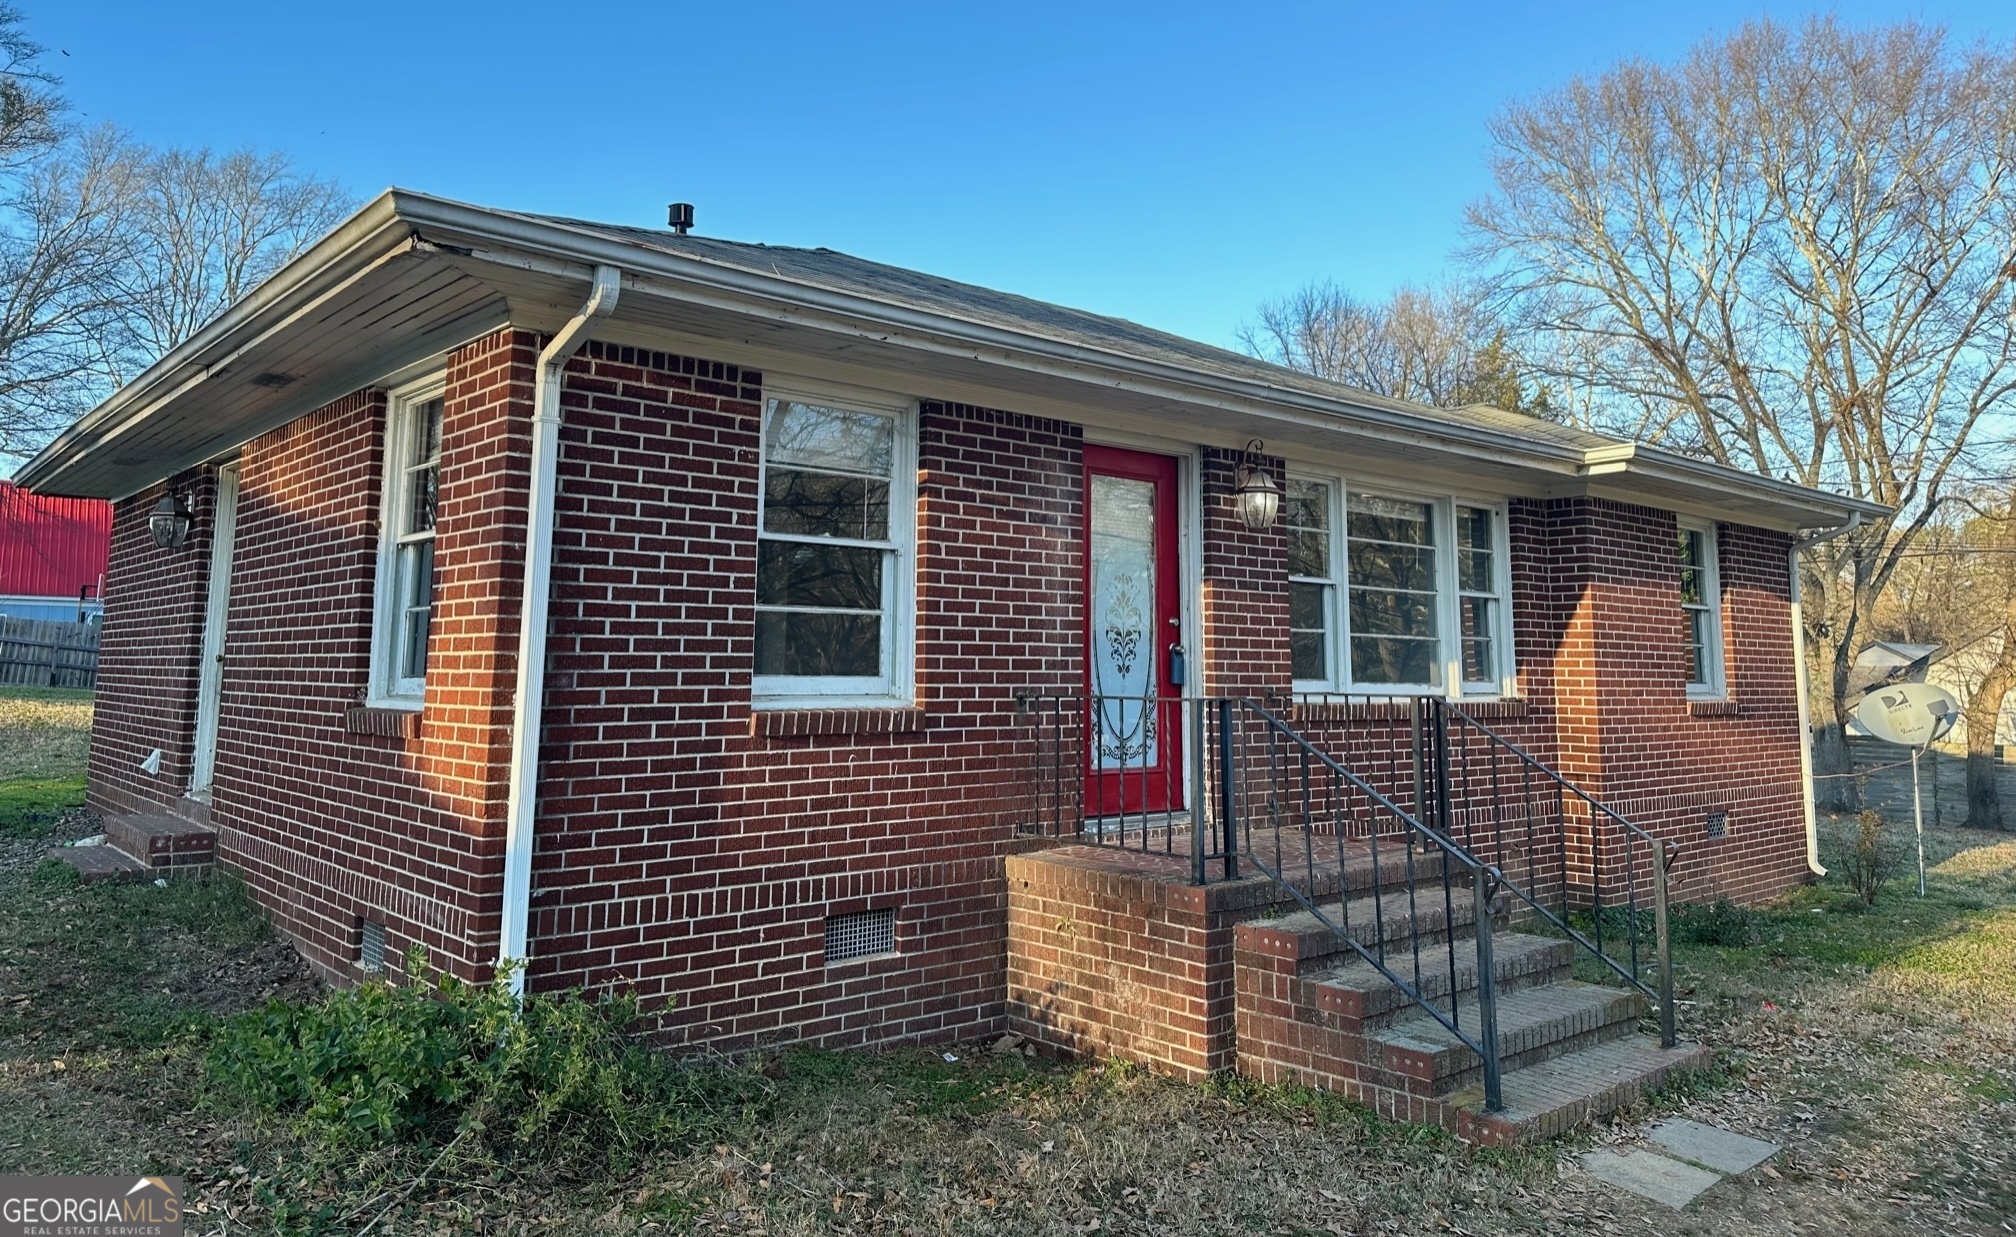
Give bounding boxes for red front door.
[1084,445,1183,816]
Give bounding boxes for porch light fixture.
[1235,439,1281,531]
[148,490,193,549]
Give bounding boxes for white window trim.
[1289,475,1517,700]
[1680,518,1726,699]
[752,381,918,710]
[368,375,445,709]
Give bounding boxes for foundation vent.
[359,918,387,974]
[825,908,896,964]
[1705,811,1729,839]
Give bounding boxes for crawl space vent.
[825,908,896,964]
[359,918,387,974]
[1705,811,1729,839]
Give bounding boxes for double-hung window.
[1289,478,1512,696]
[372,379,444,706]
[754,389,915,704]
[1678,520,1724,696]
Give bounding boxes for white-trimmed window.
[371,378,444,706]
[1289,478,1514,697]
[1678,519,1724,696]
[754,387,916,705]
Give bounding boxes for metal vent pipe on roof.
[667,202,693,235]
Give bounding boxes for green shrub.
[207,949,765,1172]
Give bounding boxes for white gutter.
[498,263,620,996]
[1789,511,1863,876]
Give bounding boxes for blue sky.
[28,1,2016,349]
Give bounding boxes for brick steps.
[1234,869,1707,1145]
[1311,932,1574,1030]
[103,812,216,871]
[1368,980,1644,1095]
[46,811,216,883]
[44,841,152,883]
[1258,887,1507,963]
[1453,1037,1716,1145]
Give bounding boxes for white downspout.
[1790,511,1862,877]
[499,264,621,996]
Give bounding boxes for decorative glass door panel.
[1085,446,1182,816]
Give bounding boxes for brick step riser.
[1371,995,1648,1097]
[102,815,217,871]
[1250,852,1456,909]
[1273,907,1511,975]
[1323,951,1577,1035]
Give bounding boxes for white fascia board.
[1581,442,1889,530]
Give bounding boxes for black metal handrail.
[1433,700,1680,1048]
[1016,691,1686,1109]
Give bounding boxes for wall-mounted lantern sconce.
[148,490,193,549]
[1235,439,1280,531]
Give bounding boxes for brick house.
[19,192,1878,1141]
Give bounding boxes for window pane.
[1292,629,1327,681]
[764,468,890,540]
[1349,587,1438,637]
[1346,494,1433,545]
[416,397,443,461]
[764,400,894,474]
[1456,505,1493,552]
[1679,565,1703,605]
[755,610,882,677]
[1290,581,1329,631]
[1458,548,1493,593]
[1288,527,1330,578]
[407,463,438,534]
[1461,596,1496,682]
[1347,543,1436,591]
[1463,638,1494,683]
[1677,527,1702,569]
[1350,636,1441,687]
[1283,480,1330,533]
[398,540,433,680]
[1688,610,1713,685]
[756,541,883,610]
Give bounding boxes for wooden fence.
[0,615,99,688]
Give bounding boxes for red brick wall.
[1542,498,1804,905]
[202,328,537,982]
[527,355,1085,1047]
[1199,446,1289,699]
[88,469,217,817]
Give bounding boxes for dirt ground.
[0,687,2009,1234]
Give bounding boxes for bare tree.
[103,147,350,375]
[1465,17,2016,803]
[1238,278,1551,413]
[0,8,352,461]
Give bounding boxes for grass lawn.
[0,682,2010,1234]
[0,686,91,838]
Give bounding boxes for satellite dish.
[1855,682,1959,749]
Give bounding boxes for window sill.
[346,706,423,739]
[750,707,926,739]
[1688,699,1742,718]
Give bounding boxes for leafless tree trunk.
[1465,18,2016,805]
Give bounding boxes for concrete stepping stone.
[1577,1148,1724,1208]
[1647,1117,1780,1175]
